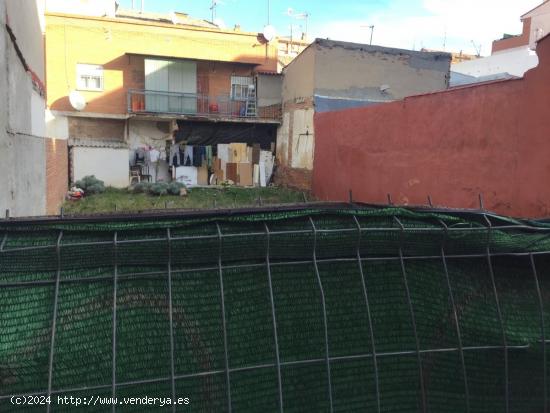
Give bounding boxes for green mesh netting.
[0,206,549,412]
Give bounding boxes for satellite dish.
[263,25,276,42]
[69,91,86,111]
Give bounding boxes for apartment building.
[45,1,282,187]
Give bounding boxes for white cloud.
[311,0,541,55]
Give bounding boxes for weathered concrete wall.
[127,119,170,150]
[276,47,315,176]
[257,74,282,107]
[314,40,450,107]
[313,35,550,218]
[72,146,129,188]
[277,39,451,188]
[0,0,53,217]
[281,46,315,103]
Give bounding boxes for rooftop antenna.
[294,11,310,39]
[471,40,482,57]
[210,0,222,22]
[285,8,294,52]
[443,27,447,50]
[360,24,375,45]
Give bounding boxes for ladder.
[245,84,257,117]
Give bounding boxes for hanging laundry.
[184,145,194,166]
[205,146,213,168]
[149,148,160,163]
[169,143,182,167]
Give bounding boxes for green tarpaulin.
[1,205,549,412]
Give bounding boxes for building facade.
[45,4,282,187]
[275,39,451,190]
[452,1,550,80]
[1,0,67,217]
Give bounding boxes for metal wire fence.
[0,204,549,412]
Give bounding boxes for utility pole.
[267,0,270,25]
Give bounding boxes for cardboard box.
[229,143,247,163]
[226,163,238,183]
[237,163,253,186]
[197,165,208,185]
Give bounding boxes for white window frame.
[230,76,253,101]
[76,64,104,91]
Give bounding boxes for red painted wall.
[313,35,550,218]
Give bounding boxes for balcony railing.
[127,89,280,120]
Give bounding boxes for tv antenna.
[210,0,225,22]
[360,24,375,45]
[293,11,310,39]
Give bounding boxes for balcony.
[127,89,281,122]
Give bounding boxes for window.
[230,76,253,101]
[76,64,104,91]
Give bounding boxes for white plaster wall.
[290,108,314,170]
[275,112,290,165]
[73,147,129,188]
[45,110,69,139]
[524,2,550,49]
[452,46,539,77]
[31,90,46,137]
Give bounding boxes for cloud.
[311,0,541,55]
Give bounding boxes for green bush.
[131,182,153,194]
[75,175,105,195]
[149,182,169,196]
[129,181,186,196]
[167,181,186,195]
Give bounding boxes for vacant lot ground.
[62,187,308,214]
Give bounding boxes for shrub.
[131,182,153,194]
[75,175,105,195]
[167,181,186,195]
[149,182,169,196]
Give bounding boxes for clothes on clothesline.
[170,143,212,167]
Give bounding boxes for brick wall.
[492,18,531,54]
[46,14,278,114]
[68,117,126,140]
[273,164,312,192]
[313,35,550,218]
[46,138,68,215]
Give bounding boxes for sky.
[117,0,542,56]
